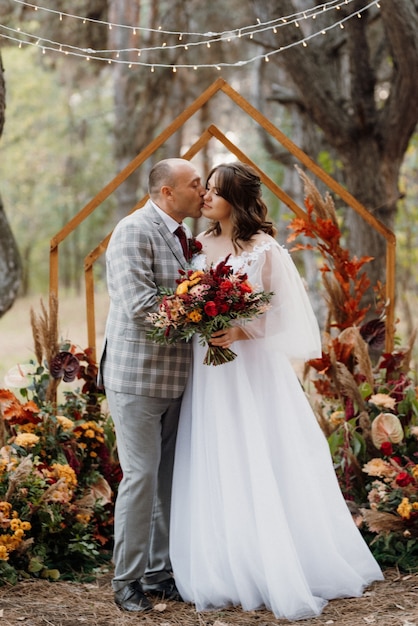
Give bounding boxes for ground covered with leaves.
[0,568,418,626]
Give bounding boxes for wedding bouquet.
[147,256,273,365]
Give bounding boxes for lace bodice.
[191,240,274,275]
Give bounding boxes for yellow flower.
[17,423,36,433]
[57,415,74,431]
[189,270,204,281]
[14,433,40,448]
[397,497,412,519]
[329,410,345,427]
[0,545,8,560]
[411,465,418,480]
[51,463,78,490]
[76,513,92,524]
[0,502,12,515]
[188,272,204,288]
[175,280,190,295]
[187,310,202,323]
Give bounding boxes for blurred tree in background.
[0,50,22,315]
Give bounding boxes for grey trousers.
[106,389,182,591]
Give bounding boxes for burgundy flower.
[216,302,230,314]
[380,441,393,456]
[50,351,80,382]
[187,237,203,261]
[359,318,386,350]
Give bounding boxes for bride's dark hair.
[204,162,276,249]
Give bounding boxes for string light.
[0,0,381,72]
[9,0,370,39]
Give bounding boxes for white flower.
[371,412,404,448]
[4,364,34,388]
[369,393,396,410]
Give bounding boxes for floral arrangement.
[147,255,273,365]
[288,168,418,571]
[186,236,203,262]
[0,298,120,585]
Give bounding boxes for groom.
[99,158,205,611]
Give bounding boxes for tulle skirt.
[170,337,383,621]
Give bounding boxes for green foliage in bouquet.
[0,298,121,585]
[289,168,418,573]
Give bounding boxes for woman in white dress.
[170,162,383,621]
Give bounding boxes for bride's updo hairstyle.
[205,162,277,249]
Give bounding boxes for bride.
[169,161,383,621]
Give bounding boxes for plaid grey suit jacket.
[99,201,192,398]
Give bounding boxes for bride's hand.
[209,327,248,348]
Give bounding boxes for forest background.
[0,0,418,377]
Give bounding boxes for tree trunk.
[0,197,22,317]
[253,0,418,309]
[0,52,22,317]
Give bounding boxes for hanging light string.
[0,0,381,70]
[10,0,366,38]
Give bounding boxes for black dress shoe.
[142,578,183,602]
[114,580,153,612]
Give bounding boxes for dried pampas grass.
[29,293,60,404]
[296,165,339,226]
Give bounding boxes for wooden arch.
[49,77,396,359]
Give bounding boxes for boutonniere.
[187,237,203,261]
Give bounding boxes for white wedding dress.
[170,237,383,621]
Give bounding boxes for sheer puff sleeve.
[238,239,322,361]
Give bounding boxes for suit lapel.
[147,203,188,269]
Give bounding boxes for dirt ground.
[0,568,418,626]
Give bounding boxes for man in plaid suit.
[99,158,205,612]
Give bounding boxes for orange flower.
[0,390,41,425]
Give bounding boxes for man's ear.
[161,185,173,199]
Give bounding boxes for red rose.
[380,441,393,456]
[204,301,219,316]
[395,471,414,487]
[220,280,233,291]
